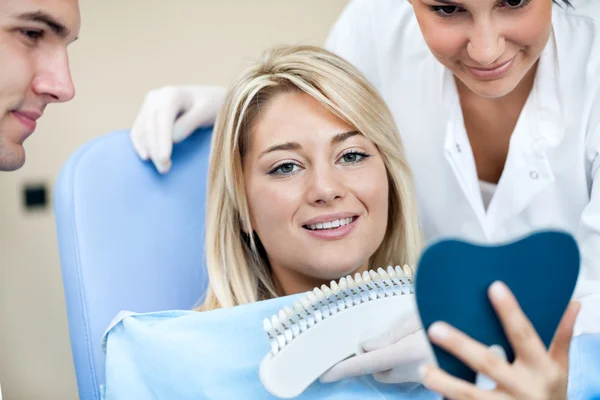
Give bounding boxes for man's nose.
[32,48,76,103]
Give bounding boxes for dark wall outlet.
[23,183,48,210]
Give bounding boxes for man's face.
[0,0,80,171]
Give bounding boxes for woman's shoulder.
[554,1,600,41]
[553,1,600,87]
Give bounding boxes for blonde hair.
[201,45,422,311]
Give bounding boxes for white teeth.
[369,270,380,282]
[354,273,362,285]
[403,264,412,278]
[387,266,396,278]
[307,217,353,231]
[271,315,284,334]
[346,275,355,289]
[330,280,340,295]
[293,301,304,315]
[321,284,332,298]
[284,306,294,319]
[307,292,319,306]
[339,277,347,291]
[313,287,325,301]
[395,265,405,278]
[362,271,371,283]
[278,310,289,326]
[264,318,276,337]
[300,297,312,311]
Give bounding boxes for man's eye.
[20,29,44,42]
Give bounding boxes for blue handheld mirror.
[415,230,580,384]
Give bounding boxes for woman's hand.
[420,281,581,400]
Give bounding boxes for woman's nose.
[306,167,346,206]
[467,21,506,66]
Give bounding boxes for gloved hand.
[319,309,436,384]
[130,85,226,174]
[319,308,505,388]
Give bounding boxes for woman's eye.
[339,151,370,164]
[268,162,300,175]
[502,0,528,8]
[430,5,463,17]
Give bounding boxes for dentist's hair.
[201,45,422,311]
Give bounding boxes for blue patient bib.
[101,294,437,399]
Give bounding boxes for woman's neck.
[454,61,538,183]
[456,60,538,117]
[271,262,370,297]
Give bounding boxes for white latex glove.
[130,85,226,174]
[320,310,435,384]
[319,310,504,388]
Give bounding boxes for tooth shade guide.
[262,265,416,354]
[259,265,417,398]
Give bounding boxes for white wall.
[0,1,348,398]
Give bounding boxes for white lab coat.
[325,0,600,336]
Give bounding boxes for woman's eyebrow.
[431,0,463,6]
[259,142,301,158]
[259,130,360,158]
[331,130,360,144]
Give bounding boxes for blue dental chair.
[53,127,213,400]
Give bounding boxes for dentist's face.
[0,0,80,171]
[410,0,553,98]
[243,91,389,295]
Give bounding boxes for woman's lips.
[303,216,359,240]
[464,57,515,80]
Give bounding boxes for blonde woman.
[201,45,421,311]
[191,45,579,399]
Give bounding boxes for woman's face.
[410,0,553,98]
[243,91,389,295]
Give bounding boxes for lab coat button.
[530,171,539,180]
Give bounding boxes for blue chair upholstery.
[53,127,212,400]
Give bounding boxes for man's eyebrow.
[331,130,360,144]
[16,11,72,39]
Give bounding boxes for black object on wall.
[23,183,48,210]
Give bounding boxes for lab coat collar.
[530,28,566,151]
[440,29,565,237]
[440,29,565,149]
